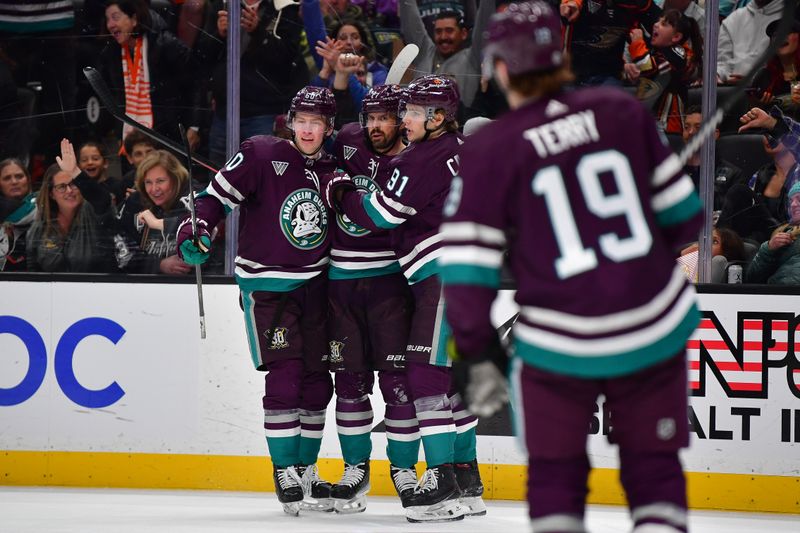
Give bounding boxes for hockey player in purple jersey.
[176,86,339,516]
[440,2,703,532]
[324,75,484,523]
[326,84,421,513]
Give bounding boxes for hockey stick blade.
[385,44,419,85]
[179,123,207,340]
[675,1,796,171]
[83,67,219,174]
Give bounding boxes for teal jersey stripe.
[656,192,702,227]
[240,291,262,369]
[407,258,440,284]
[0,18,74,33]
[514,304,700,378]
[235,274,317,292]
[362,193,399,229]
[439,263,500,288]
[6,194,36,224]
[328,262,402,280]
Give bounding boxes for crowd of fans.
[1,0,800,285]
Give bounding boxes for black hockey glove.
[321,169,357,214]
[449,334,510,418]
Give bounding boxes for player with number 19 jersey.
[441,86,702,378]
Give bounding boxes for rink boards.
[1,281,799,514]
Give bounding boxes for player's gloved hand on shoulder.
[176,217,212,265]
[449,335,510,418]
[321,169,357,213]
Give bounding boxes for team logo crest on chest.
[279,188,329,249]
[336,175,381,237]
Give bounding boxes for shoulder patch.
[343,145,358,160]
[545,99,568,117]
[272,161,289,176]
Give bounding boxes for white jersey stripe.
[379,193,418,216]
[440,221,506,245]
[236,255,329,270]
[213,172,245,202]
[651,153,682,187]
[404,248,443,280]
[330,259,398,270]
[520,265,690,335]
[331,248,396,259]
[369,193,406,225]
[438,245,503,268]
[515,288,696,356]
[206,185,238,211]
[234,267,325,280]
[398,234,442,266]
[652,175,695,213]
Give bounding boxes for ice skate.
[390,464,418,508]
[455,460,487,516]
[273,465,303,517]
[405,464,466,523]
[296,463,334,512]
[331,461,370,514]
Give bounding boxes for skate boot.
[331,461,370,514]
[273,465,303,516]
[296,463,334,512]
[390,464,418,508]
[405,464,466,523]
[455,459,487,516]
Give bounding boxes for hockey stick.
[82,67,219,174]
[385,43,419,85]
[671,1,796,171]
[179,123,208,340]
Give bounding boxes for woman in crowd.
[115,150,194,275]
[0,158,37,271]
[26,139,116,273]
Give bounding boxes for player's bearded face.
[366,112,399,150]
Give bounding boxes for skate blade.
[333,486,369,514]
[281,502,301,517]
[300,497,335,512]
[460,496,487,516]
[406,500,466,523]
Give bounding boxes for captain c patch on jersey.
[280,188,328,249]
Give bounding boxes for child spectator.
[629,9,703,133]
[78,141,125,207]
[122,130,158,198]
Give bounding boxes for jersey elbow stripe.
[652,174,695,213]
[440,222,506,246]
[520,265,690,335]
[651,154,682,187]
[399,234,443,266]
[655,192,702,226]
[439,264,500,287]
[403,248,443,281]
[380,194,417,216]
[207,184,239,212]
[213,172,245,202]
[365,194,403,228]
[438,245,504,269]
[515,289,697,357]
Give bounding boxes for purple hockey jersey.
[194,135,337,292]
[329,123,402,280]
[338,131,462,284]
[440,88,703,378]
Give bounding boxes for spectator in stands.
[399,1,494,107]
[413,0,475,36]
[195,0,306,166]
[121,130,158,197]
[26,139,116,273]
[678,227,746,281]
[0,158,36,271]
[682,105,744,208]
[629,9,703,133]
[99,0,201,149]
[717,0,783,85]
[659,0,705,32]
[115,150,194,275]
[745,181,800,283]
[561,0,662,87]
[307,3,387,123]
[749,18,800,113]
[78,141,125,207]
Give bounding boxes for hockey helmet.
[289,86,336,129]
[482,0,563,78]
[399,75,460,122]
[359,84,404,128]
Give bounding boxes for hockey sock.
[336,395,374,465]
[414,394,455,467]
[384,402,420,469]
[298,408,326,465]
[620,451,687,532]
[527,455,590,522]
[265,408,301,468]
[450,393,478,463]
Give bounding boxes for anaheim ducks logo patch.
[279,188,328,249]
[336,175,380,237]
[329,340,345,363]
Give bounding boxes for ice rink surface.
[1,487,798,533]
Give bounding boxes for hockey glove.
[176,217,212,265]
[449,335,510,418]
[321,169,357,214]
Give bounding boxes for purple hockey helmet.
[359,84,404,128]
[289,86,336,129]
[482,0,563,79]
[399,75,460,122]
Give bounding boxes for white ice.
[1,487,798,533]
